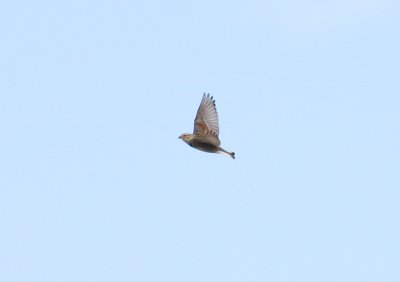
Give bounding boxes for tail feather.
[218,147,235,159]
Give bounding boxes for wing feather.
[193,93,220,146]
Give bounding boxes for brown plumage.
[178,93,235,159]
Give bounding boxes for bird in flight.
[178,93,235,159]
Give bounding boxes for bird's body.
[187,137,234,158]
[179,94,235,159]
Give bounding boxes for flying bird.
[179,93,235,159]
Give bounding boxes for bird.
[178,93,235,159]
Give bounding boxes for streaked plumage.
[179,93,235,159]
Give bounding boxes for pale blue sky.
[1,1,399,281]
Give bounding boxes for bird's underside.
[189,139,219,153]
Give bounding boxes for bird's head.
[178,133,193,144]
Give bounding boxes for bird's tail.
[218,148,235,159]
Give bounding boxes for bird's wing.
[193,93,221,146]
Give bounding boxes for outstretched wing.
[193,93,220,146]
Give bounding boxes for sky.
[0,0,399,281]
